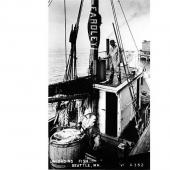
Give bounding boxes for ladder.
[113,22,138,123]
[115,27,136,108]
[110,0,138,117]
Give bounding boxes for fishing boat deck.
[95,66,143,92]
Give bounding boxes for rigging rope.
[110,0,140,136]
[110,0,128,69]
[118,0,139,52]
[64,0,84,81]
[110,0,127,64]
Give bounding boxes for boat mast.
[64,0,84,81]
[88,0,101,81]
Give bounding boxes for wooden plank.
[94,72,143,93]
[48,93,89,103]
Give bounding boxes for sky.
[49,0,150,52]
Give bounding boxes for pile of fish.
[50,128,84,144]
[50,113,96,145]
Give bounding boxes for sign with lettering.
[88,0,101,49]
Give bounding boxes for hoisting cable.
[110,0,122,47]
[118,0,139,52]
[110,0,136,98]
[110,0,124,84]
[117,0,141,125]
[110,0,127,64]
[110,0,130,77]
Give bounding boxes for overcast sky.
[49,0,150,52]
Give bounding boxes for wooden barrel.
[49,131,85,168]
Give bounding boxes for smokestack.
[106,38,110,55]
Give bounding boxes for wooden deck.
[95,66,143,93]
[99,66,140,87]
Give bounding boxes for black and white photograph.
[2,0,170,170]
[48,0,150,169]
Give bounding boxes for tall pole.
[88,0,101,81]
